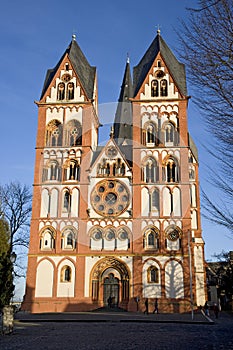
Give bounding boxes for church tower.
[23,31,206,313]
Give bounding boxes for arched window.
[106,228,115,241]
[67,82,74,100]
[64,159,80,181]
[151,189,160,213]
[67,232,73,246]
[61,228,76,249]
[165,123,175,143]
[97,159,110,176]
[90,227,103,250]
[46,120,63,147]
[147,123,155,143]
[63,190,71,213]
[148,232,155,246]
[69,160,80,181]
[147,266,159,283]
[163,158,179,183]
[40,228,55,250]
[151,80,159,97]
[189,166,195,180]
[48,161,60,181]
[61,266,72,282]
[57,83,65,100]
[144,227,159,250]
[143,157,158,183]
[160,79,168,96]
[113,159,125,176]
[145,122,157,146]
[65,120,82,146]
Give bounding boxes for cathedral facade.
[22,31,206,313]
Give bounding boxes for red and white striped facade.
[22,32,206,313]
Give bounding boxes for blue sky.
[0,0,231,291]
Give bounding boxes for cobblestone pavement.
[1,311,233,350]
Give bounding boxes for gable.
[90,139,131,178]
[134,53,184,100]
[41,54,89,103]
[40,38,96,102]
[133,32,187,99]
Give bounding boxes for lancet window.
[163,157,179,183]
[144,227,159,250]
[142,157,158,183]
[65,120,82,146]
[46,120,62,147]
[147,266,159,283]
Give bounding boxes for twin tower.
[23,31,206,313]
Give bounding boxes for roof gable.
[90,138,131,176]
[40,37,96,101]
[133,32,187,97]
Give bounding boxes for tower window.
[165,159,178,183]
[151,189,160,213]
[63,190,71,212]
[151,80,159,97]
[46,120,63,147]
[160,79,168,96]
[65,120,82,146]
[67,82,74,100]
[57,83,65,100]
[143,157,158,183]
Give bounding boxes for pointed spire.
[72,33,76,41]
[127,52,130,64]
[113,59,133,145]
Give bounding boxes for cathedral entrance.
[91,257,130,309]
[103,273,119,307]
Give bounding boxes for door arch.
[91,257,130,307]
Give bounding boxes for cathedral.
[22,30,206,313]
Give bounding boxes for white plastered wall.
[194,245,206,306]
[84,256,133,298]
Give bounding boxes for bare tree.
[178,0,233,232]
[0,182,32,250]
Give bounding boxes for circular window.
[93,230,102,240]
[167,228,180,241]
[61,73,71,82]
[91,179,130,217]
[106,229,115,240]
[119,230,128,240]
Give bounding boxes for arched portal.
[90,257,130,308]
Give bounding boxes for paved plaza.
[1,310,233,350]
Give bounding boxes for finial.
[157,25,161,35]
[110,126,114,138]
[126,52,130,64]
[72,33,76,41]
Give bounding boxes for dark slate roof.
[114,60,133,145]
[90,146,104,167]
[188,134,199,162]
[40,38,96,100]
[133,32,187,97]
